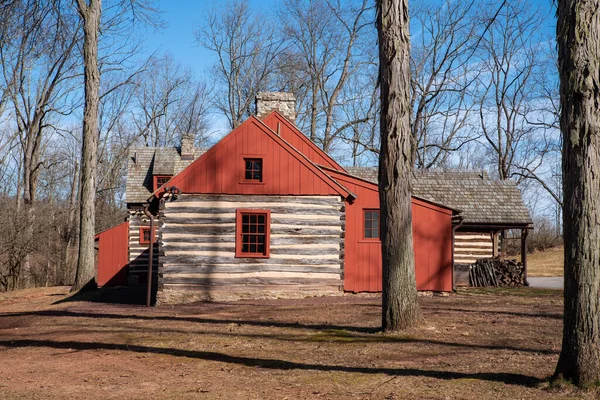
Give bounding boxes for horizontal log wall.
[159,194,345,303]
[128,213,159,286]
[454,232,495,265]
[454,231,496,287]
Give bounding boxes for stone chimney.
[180,133,195,160]
[255,92,296,124]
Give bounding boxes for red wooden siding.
[412,198,454,292]
[95,222,129,287]
[164,117,350,197]
[261,112,345,171]
[323,169,454,292]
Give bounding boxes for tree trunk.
[376,0,420,331]
[554,0,600,386]
[64,160,80,284]
[72,0,102,292]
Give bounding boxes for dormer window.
[244,158,262,182]
[153,175,171,192]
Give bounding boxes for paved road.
[528,277,563,290]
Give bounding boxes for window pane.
[245,171,252,180]
[372,220,378,229]
[239,211,268,255]
[365,220,372,230]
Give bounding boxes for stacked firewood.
[469,257,525,287]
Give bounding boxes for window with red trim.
[153,175,171,192]
[235,210,270,258]
[243,158,262,182]
[139,227,155,245]
[364,210,380,239]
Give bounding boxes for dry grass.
[0,285,594,399]
[522,246,564,277]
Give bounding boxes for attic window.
[244,158,262,182]
[153,175,171,192]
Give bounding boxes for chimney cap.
[256,92,296,101]
[255,91,296,123]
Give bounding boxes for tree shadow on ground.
[0,309,558,355]
[421,306,563,320]
[0,339,544,388]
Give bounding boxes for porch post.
[492,231,499,257]
[521,228,529,285]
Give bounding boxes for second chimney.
[180,133,195,160]
[255,92,296,124]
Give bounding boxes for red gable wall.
[164,117,348,196]
[261,112,345,172]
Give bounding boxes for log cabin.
[99,92,531,303]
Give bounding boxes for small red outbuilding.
[95,221,129,287]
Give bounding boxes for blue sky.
[140,0,556,83]
[141,0,279,74]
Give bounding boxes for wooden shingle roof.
[345,167,533,228]
[125,147,206,204]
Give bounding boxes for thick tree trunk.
[376,0,420,331]
[554,0,600,386]
[72,0,102,292]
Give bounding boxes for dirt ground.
[0,286,591,400]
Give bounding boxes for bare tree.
[72,0,160,291]
[553,0,600,386]
[377,0,420,331]
[338,73,380,165]
[514,41,563,208]
[132,56,210,147]
[280,0,375,153]
[196,0,284,129]
[72,0,102,291]
[410,0,479,168]
[0,0,81,285]
[475,0,552,182]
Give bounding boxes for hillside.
[525,246,564,277]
